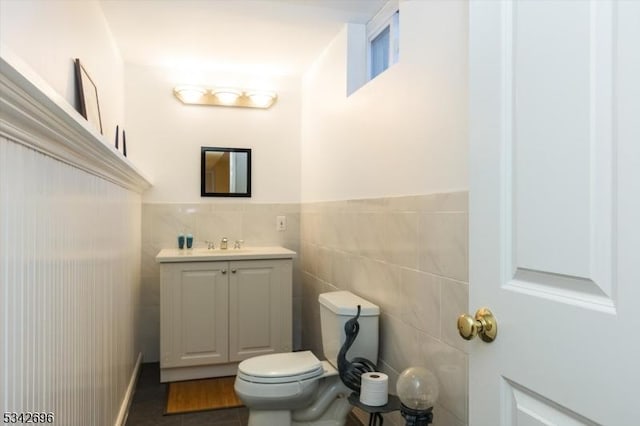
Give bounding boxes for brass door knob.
[457,308,497,342]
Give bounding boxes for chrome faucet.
[220,237,228,250]
[234,239,244,249]
[205,240,215,250]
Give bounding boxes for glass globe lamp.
[396,367,439,425]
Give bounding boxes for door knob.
[457,308,497,342]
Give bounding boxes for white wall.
[0,0,124,144]
[301,0,468,201]
[125,63,302,203]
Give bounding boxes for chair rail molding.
[0,46,151,193]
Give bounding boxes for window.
[370,26,390,79]
[367,4,399,81]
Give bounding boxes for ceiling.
[99,0,386,78]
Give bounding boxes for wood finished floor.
[125,363,362,426]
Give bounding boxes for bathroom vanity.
[156,246,296,382]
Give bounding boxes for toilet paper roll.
[359,372,388,407]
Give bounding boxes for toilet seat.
[237,351,324,384]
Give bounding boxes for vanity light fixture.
[173,86,277,109]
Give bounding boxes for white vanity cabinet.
[156,247,295,382]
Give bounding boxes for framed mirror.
[201,147,251,197]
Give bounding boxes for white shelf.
[0,46,151,193]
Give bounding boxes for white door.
[468,1,640,425]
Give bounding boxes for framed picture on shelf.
[74,58,103,134]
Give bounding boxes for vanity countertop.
[155,246,297,263]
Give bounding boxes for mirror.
[201,147,251,197]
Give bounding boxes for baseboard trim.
[115,352,143,426]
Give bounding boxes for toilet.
[234,291,380,426]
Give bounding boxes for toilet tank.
[318,291,380,369]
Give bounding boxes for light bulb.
[396,367,439,410]
[213,89,241,104]
[247,91,276,108]
[174,86,206,103]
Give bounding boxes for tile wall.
[300,192,469,426]
[139,193,468,425]
[140,202,302,362]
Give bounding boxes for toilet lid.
[237,351,324,384]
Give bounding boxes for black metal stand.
[399,404,433,426]
[348,393,402,426]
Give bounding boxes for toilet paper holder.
[348,393,401,426]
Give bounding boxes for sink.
[193,248,248,254]
[156,246,297,263]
